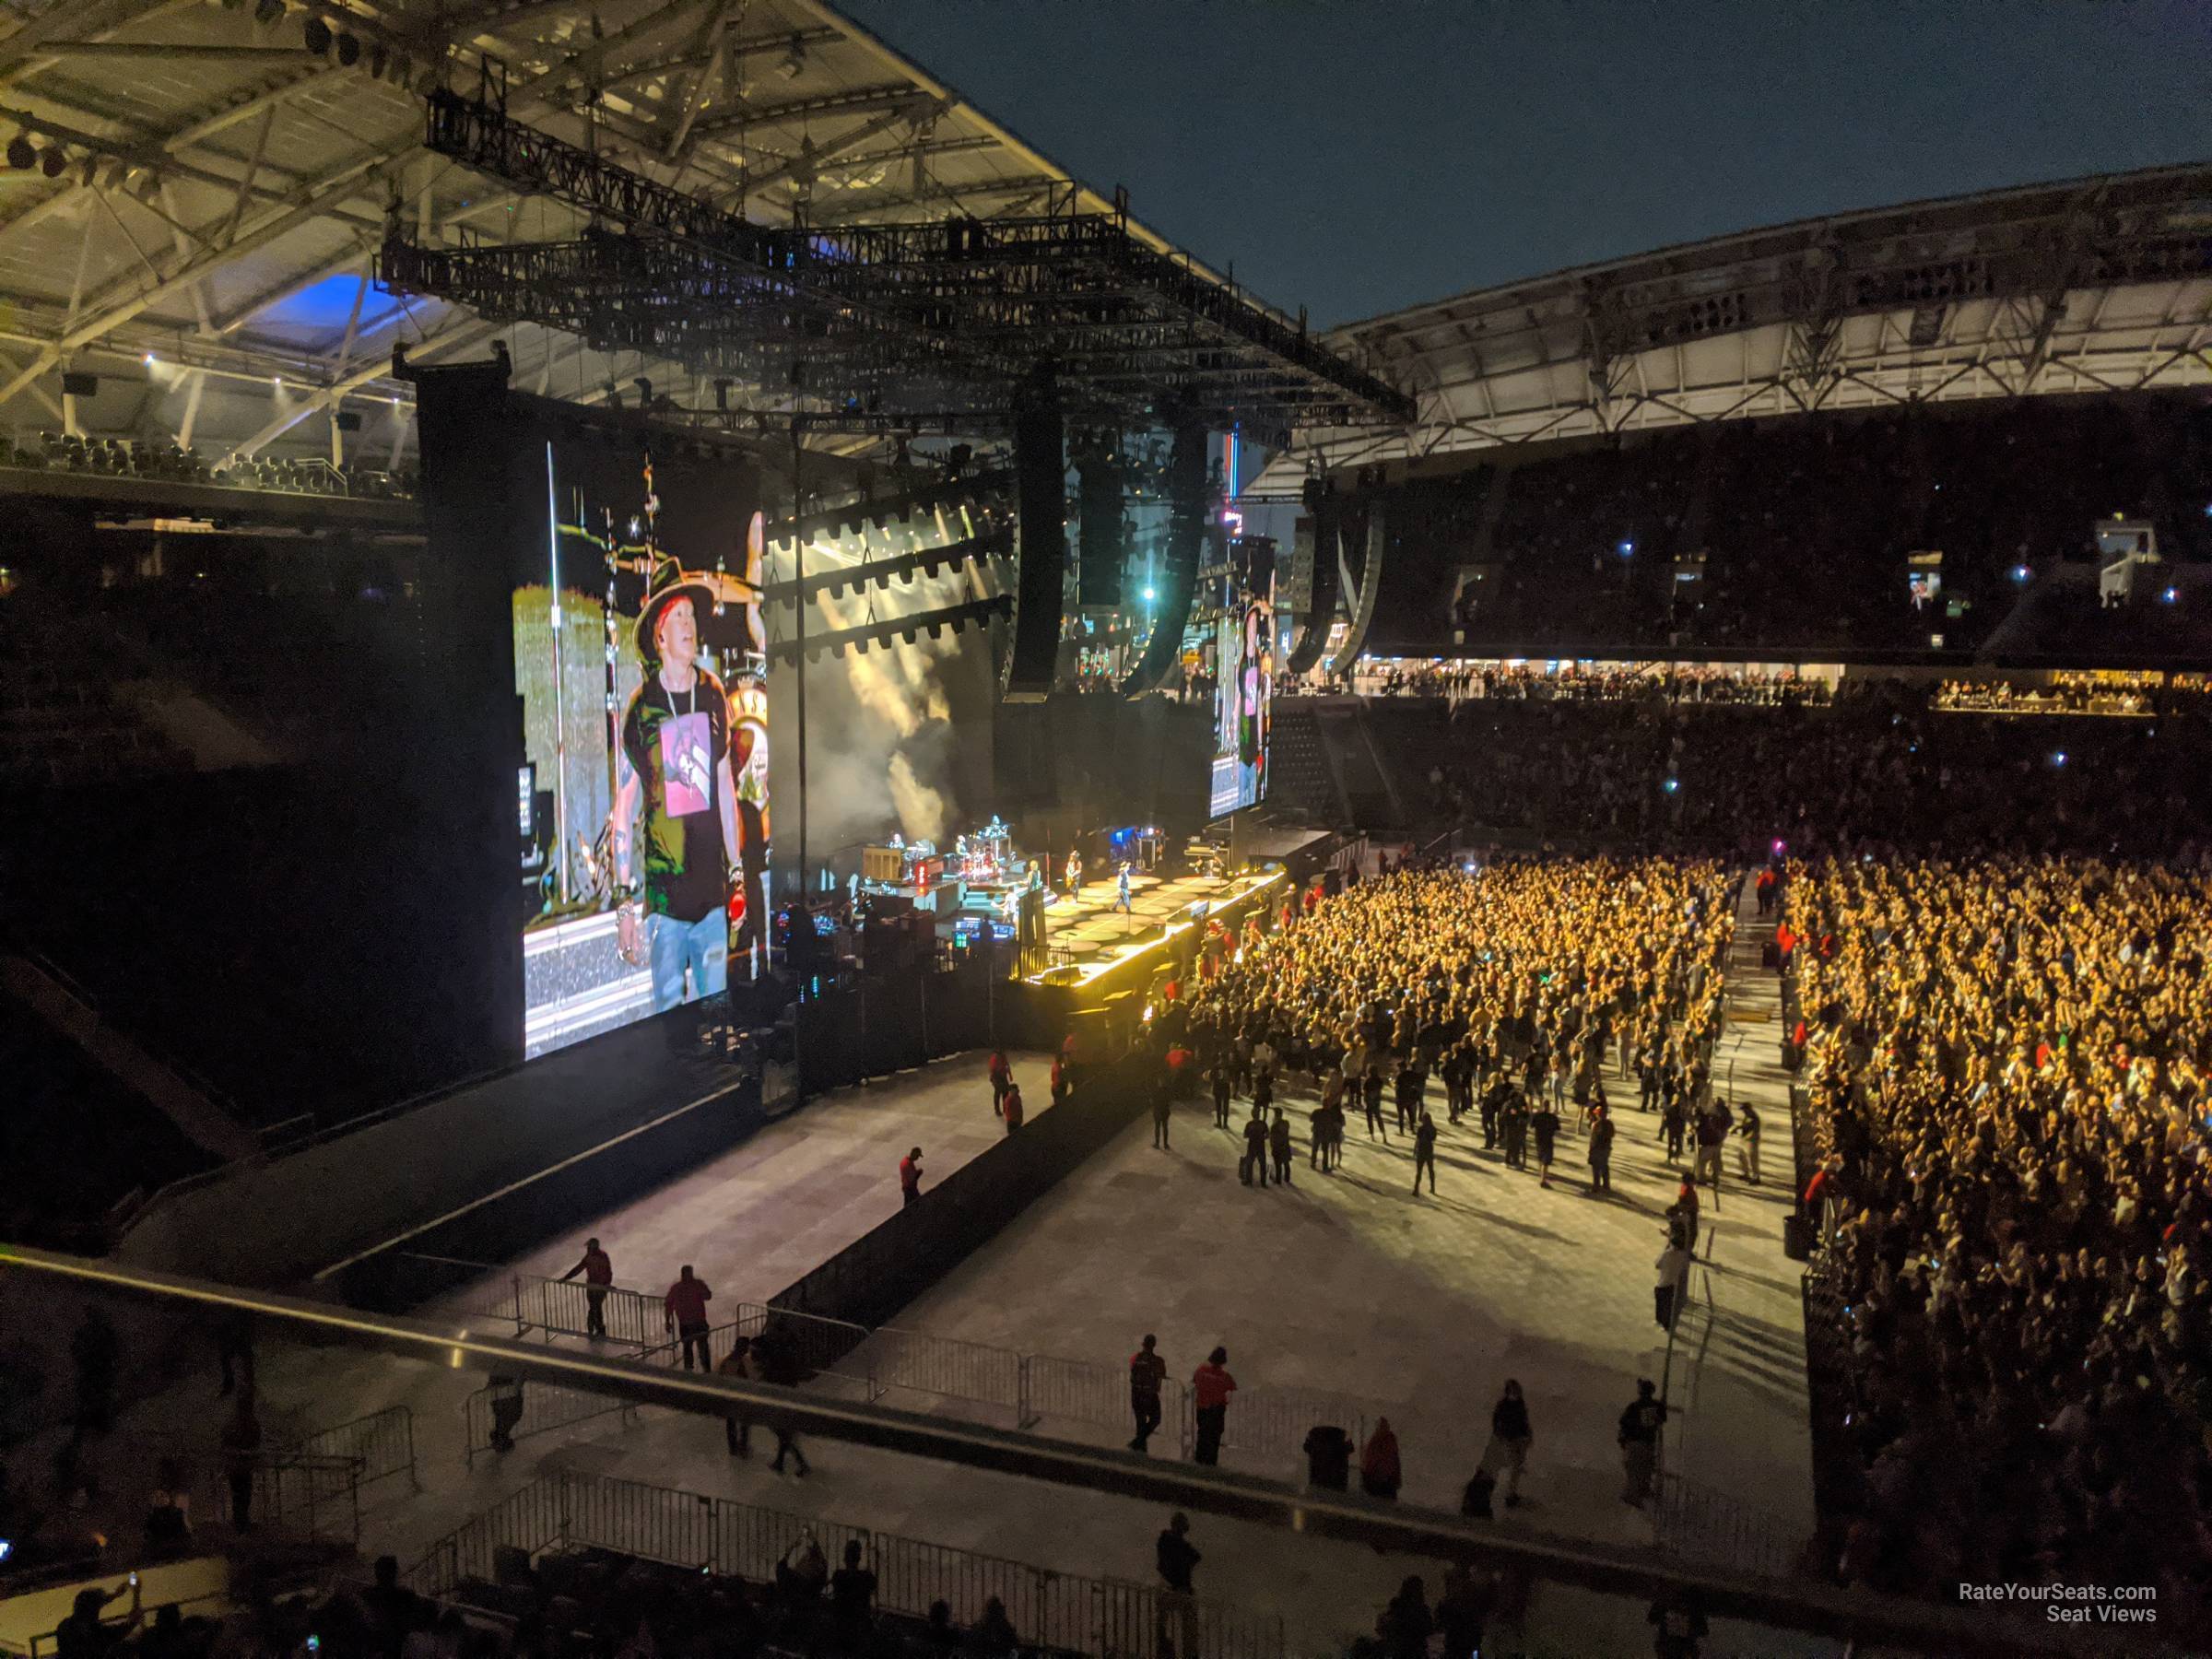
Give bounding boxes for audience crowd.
[1342,662,1830,706]
[1359,685,2212,860]
[1787,855,2212,1636]
[1181,858,1735,1210]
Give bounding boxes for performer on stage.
[1065,850,1083,897]
[612,556,744,1012]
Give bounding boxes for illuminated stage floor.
[1035,867,1280,983]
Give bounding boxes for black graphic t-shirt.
[622,669,729,924]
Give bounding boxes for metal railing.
[294,1403,418,1492]
[407,1468,1285,1659]
[511,1272,663,1349]
[208,1448,364,1542]
[1654,1471,1801,1581]
[1018,1350,1190,1438]
[20,1594,234,1659]
[468,1295,1409,1484]
[463,1381,641,1466]
[859,1324,1023,1410]
[1182,1382,1377,1468]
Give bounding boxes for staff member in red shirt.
[900,1147,924,1206]
[987,1050,1012,1116]
[664,1265,713,1371]
[560,1237,615,1339]
[1191,1347,1237,1465]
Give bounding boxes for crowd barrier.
[295,1404,418,1494]
[464,1382,641,1466]
[1655,1471,1801,1580]
[226,1449,364,1543]
[455,1288,1406,1487]
[405,1468,1285,1659]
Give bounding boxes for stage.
[1031,866,1283,986]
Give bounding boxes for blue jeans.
[647,909,726,1012]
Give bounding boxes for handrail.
[406,1468,1285,1659]
[10,944,249,1124]
[132,1056,531,1214]
[1,1245,2147,1656]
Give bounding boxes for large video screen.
[516,441,771,1058]
[1208,575,1273,818]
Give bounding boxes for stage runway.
[1035,867,1279,982]
[419,1046,1058,1324]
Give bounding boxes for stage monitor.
[1208,560,1274,818]
[515,437,771,1059]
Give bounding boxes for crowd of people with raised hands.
[1178,858,1737,1211]
[1786,854,2212,1636]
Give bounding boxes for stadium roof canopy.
[1247,163,2212,498]
[0,0,1265,469]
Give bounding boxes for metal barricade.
[1185,1384,1373,1469]
[1018,1352,1197,1448]
[865,1326,1022,1411]
[514,1273,660,1349]
[295,1404,418,1492]
[1655,1470,1800,1580]
[409,1470,1286,1659]
[463,1381,640,1466]
[407,1477,571,1594]
[635,1316,747,1370]
[207,1449,363,1543]
[738,1302,875,1389]
[1018,1350,1135,1431]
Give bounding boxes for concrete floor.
[30,909,1850,1657]
[421,1045,1059,1317]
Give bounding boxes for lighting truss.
[384,84,1413,429]
[759,468,1013,547]
[767,593,1012,665]
[762,524,1012,606]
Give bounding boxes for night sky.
[836,0,2210,329]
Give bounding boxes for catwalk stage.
[1033,866,1282,985]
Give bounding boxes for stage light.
[778,33,807,77]
[335,31,360,66]
[2052,751,2066,768]
[1143,586,1157,601]
[6,136,32,171]
[39,147,65,178]
[303,15,330,53]
[1617,539,1634,559]
[2162,587,2178,604]
[2011,564,2031,582]
[1662,777,1680,794]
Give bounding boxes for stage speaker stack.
[1117,407,1209,696]
[1006,367,1068,700]
[1075,439,1124,608]
[1288,475,1343,674]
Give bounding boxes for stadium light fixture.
[1143,586,1157,602]
[2162,587,2178,605]
[2010,564,2031,583]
